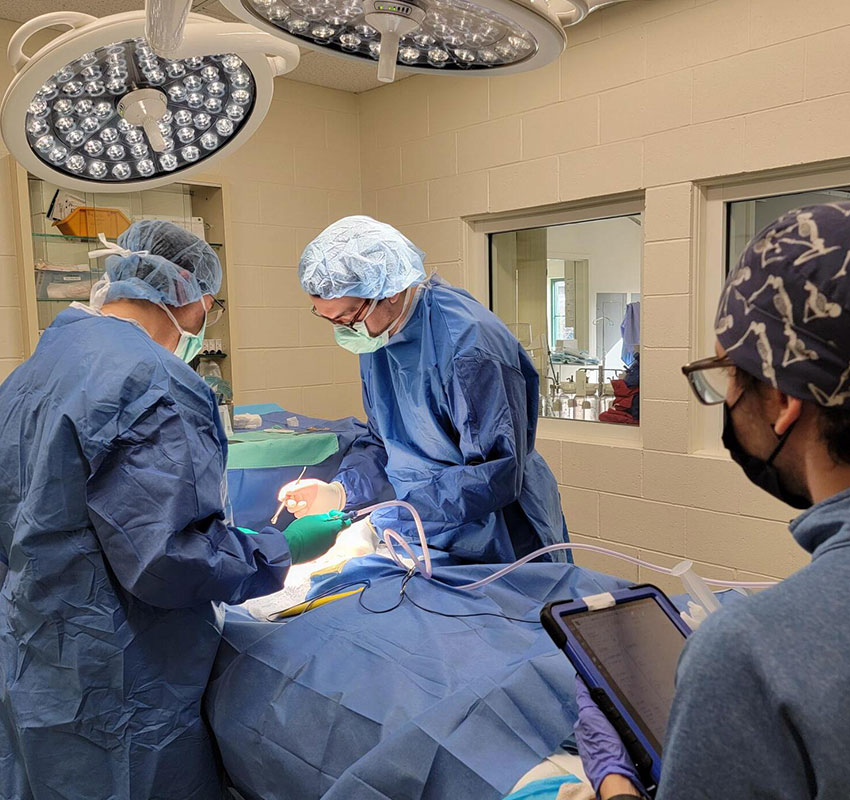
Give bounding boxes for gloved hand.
[574,678,645,797]
[282,511,352,564]
[277,478,346,519]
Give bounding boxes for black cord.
[358,587,406,614]
[402,588,539,624]
[361,569,540,624]
[269,571,540,626]
[357,569,414,614]
[266,579,370,621]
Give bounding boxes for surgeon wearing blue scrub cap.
[0,220,346,800]
[281,215,570,563]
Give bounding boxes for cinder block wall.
[355,0,848,588]
[219,79,364,417]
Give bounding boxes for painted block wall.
[355,0,849,587]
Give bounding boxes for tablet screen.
[564,597,686,752]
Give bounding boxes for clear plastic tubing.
[351,501,777,593]
[670,560,721,613]
[354,500,433,580]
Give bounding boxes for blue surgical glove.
[574,678,645,797]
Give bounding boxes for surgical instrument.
[271,465,306,525]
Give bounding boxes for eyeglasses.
[208,297,226,326]
[681,355,738,405]
[310,298,373,329]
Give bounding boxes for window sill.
[537,416,642,447]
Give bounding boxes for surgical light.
[1,10,300,192]
[221,0,568,83]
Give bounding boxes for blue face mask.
[161,300,207,363]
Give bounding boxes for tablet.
[541,585,691,794]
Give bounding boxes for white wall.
[547,216,642,358]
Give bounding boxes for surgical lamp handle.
[7,12,96,72]
[377,31,400,84]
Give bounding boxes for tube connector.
[670,560,721,615]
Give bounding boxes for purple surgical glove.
[573,677,645,796]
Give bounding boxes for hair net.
[89,219,222,309]
[299,216,426,300]
[716,202,850,408]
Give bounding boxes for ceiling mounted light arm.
[145,0,193,58]
[167,20,300,69]
[267,55,293,75]
[556,0,635,27]
[7,12,96,72]
[555,0,588,26]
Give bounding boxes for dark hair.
[736,368,850,465]
[819,406,850,465]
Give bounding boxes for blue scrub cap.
[91,219,222,309]
[716,202,850,408]
[299,215,426,300]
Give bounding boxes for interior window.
[490,214,643,425]
[727,187,850,272]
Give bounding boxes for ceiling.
[0,0,393,92]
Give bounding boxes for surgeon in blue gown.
[0,221,346,800]
[279,216,569,563]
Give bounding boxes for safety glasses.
[681,355,737,405]
[311,298,375,329]
[208,297,226,326]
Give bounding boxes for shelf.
[199,352,228,359]
[37,298,77,303]
[32,232,222,248]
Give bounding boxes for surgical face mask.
[333,297,385,354]
[722,399,811,509]
[161,300,207,363]
[333,290,415,354]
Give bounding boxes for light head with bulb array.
[221,0,566,82]
[1,11,299,192]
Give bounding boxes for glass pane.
[726,186,850,273]
[489,214,642,426]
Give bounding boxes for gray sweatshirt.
[657,487,850,799]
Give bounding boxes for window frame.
[550,276,566,349]
[465,194,645,446]
[694,163,850,454]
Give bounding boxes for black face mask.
[722,403,811,510]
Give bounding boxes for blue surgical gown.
[335,276,569,563]
[0,307,291,800]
